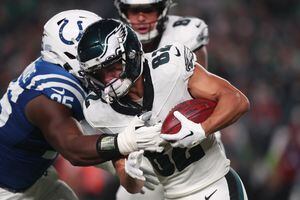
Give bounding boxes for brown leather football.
[161,98,216,134]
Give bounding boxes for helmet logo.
[100,24,128,61]
[59,19,83,45]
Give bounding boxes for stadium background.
[1,0,300,199]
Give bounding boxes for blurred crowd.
[1,0,300,199]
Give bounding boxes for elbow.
[237,92,250,115]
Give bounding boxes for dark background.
[1,0,300,199]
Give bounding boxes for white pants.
[165,168,248,200]
[116,132,226,200]
[117,183,164,200]
[0,166,78,200]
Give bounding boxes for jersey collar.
[110,59,154,116]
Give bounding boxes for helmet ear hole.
[64,52,76,59]
[63,63,73,71]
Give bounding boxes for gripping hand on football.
[160,111,206,148]
[117,112,164,155]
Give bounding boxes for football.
[161,98,217,134]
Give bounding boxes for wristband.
[96,134,122,161]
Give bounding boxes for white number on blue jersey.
[0,92,11,127]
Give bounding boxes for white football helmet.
[41,10,101,77]
[114,0,172,43]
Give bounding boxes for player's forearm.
[202,88,249,135]
[113,159,144,194]
[58,134,112,166]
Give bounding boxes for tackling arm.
[25,95,163,166]
[25,95,112,166]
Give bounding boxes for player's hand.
[117,112,164,155]
[125,150,145,181]
[139,166,160,193]
[160,111,206,148]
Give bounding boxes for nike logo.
[175,47,181,57]
[51,88,65,95]
[196,23,201,28]
[205,189,217,200]
[182,131,193,139]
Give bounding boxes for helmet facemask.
[115,0,172,43]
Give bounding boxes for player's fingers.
[140,166,156,176]
[143,182,156,190]
[160,133,181,141]
[140,188,146,194]
[154,122,162,129]
[128,158,137,166]
[136,150,144,163]
[170,141,180,147]
[128,152,138,160]
[140,111,152,121]
[137,150,144,156]
[173,111,188,123]
[145,175,160,185]
[131,169,145,181]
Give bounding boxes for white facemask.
[103,78,133,103]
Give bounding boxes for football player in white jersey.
[114,0,208,67]
[78,19,249,200]
[113,0,215,198]
[0,11,162,200]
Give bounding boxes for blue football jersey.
[0,58,86,191]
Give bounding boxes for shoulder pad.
[83,92,134,133]
[23,59,86,119]
[161,15,209,51]
[147,43,196,81]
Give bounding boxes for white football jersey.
[83,43,229,199]
[159,15,209,51]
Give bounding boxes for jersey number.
[151,45,172,69]
[0,92,12,127]
[50,94,74,108]
[145,144,205,176]
[173,19,191,27]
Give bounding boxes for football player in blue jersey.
[0,10,163,200]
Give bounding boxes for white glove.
[117,112,164,155]
[160,111,206,148]
[125,150,145,181]
[139,166,160,193]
